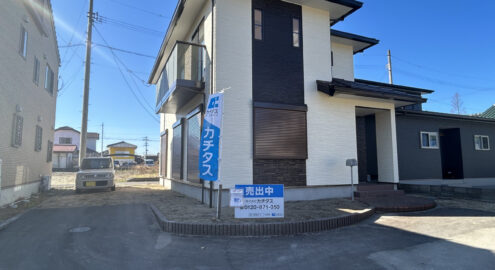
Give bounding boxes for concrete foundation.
[163,178,353,207]
[0,181,40,207]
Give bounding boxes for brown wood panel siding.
[254,107,307,159]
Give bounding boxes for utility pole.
[100,123,104,156]
[79,0,94,166]
[387,49,393,84]
[143,136,149,160]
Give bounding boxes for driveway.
[0,204,494,270]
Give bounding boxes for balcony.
[156,41,206,114]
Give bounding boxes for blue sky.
[52,0,495,154]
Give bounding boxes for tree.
[450,92,466,115]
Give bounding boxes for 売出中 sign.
[234,184,284,218]
[199,93,223,181]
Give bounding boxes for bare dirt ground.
[3,171,370,224]
[50,166,159,188]
[3,174,493,226]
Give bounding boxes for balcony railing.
[156,41,206,111]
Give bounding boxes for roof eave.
[328,0,363,26]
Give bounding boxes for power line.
[58,61,85,96]
[98,15,164,36]
[392,55,495,82]
[394,68,495,93]
[93,26,159,123]
[61,0,88,63]
[103,0,170,19]
[93,43,155,59]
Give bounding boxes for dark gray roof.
[397,109,495,124]
[355,79,434,94]
[330,30,379,54]
[317,78,427,103]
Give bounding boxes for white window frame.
[44,64,54,95]
[33,56,40,85]
[420,131,439,149]
[19,26,28,59]
[474,135,490,151]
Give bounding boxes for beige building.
[0,0,60,206]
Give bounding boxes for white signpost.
[234,184,284,219]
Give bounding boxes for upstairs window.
[19,26,28,58]
[45,64,54,95]
[254,9,263,40]
[59,137,72,144]
[35,125,43,152]
[33,57,40,85]
[474,135,490,150]
[420,132,439,149]
[292,18,300,47]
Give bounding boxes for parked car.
[113,160,120,168]
[76,157,115,193]
[145,159,154,166]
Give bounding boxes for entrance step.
[354,189,405,198]
[356,184,395,192]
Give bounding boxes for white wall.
[54,130,80,147]
[215,0,253,189]
[375,109,399,183]
[331,41,354,81]
[0,0,59,205]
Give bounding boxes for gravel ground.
[3,173,490,226]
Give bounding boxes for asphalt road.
[0,204,494,270]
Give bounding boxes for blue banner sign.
[199,93,223,181]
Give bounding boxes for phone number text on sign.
[234,184,284,219]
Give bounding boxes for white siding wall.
[215,0,253,189]
[159,2,213,182]
[0,0,59,206]
[304,6,397,186]
[54,130,80,147]
[331,41,354,81]
[375,109,399,183]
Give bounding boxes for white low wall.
[0,181,40,207]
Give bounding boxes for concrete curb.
[149,204,376,236]
[0,209,31,232]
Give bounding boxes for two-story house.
[150,0,495,202]
[52,126,100,170]
[0,0,60,206]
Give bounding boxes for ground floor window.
[160,131,168,177]
[420,131,439,149]
[186,108,201,183]
[474,135,490,150]
[172,120,183,180]
[35,125,43,152]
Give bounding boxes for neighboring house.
[107,141,137,164]
[52,126,100,170]
[52,144,77,170]
[480,105,495,119]
[149,0,495,202]
[0,0,60,206]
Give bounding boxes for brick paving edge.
[149,204,376,236]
